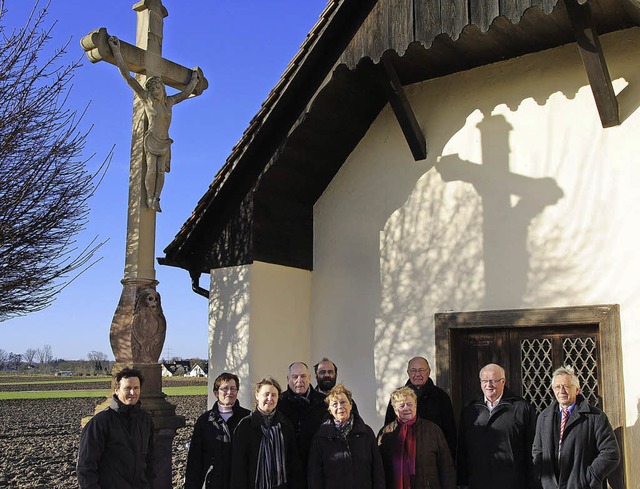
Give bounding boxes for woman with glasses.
[185,372,250,489]
[378,386,455,489]
[308,384,384,489]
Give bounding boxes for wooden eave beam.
[564,0,620,127]
[381,57,427,161]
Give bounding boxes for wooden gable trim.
[565,0,620,127]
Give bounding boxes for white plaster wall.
[312,26,640,459]
[208,261,311,409]
[208,264,251,409]
[249,261,312,387]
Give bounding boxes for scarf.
[256,412,287,489]
[208,405,231,443]
[393,416,417,489]
[334,415,354,438]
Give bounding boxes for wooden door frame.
[435,304,625,434]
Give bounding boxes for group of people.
[76,357,621,489]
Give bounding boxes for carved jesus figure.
[108,36,200,212]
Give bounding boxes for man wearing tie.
[532,365,620,489]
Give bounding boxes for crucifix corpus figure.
[108,36,200,212]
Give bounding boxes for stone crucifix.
[81,0,208,285]
[80,2,208,486]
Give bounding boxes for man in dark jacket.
[533,365,620,489]
[77,367,155,489]
[384,356,457,457]
[278,361,327,487]
[457,363,537,489]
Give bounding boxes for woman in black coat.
[185,372,250,489]
[308,384,384,489]
[231,377,303,489]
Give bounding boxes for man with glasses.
[384,356,457,457]
[532,365,619,489]
[456,363,537,489]
[185,372,250,489]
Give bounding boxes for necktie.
[558,408,569,458]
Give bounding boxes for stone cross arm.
[80,27,208,96]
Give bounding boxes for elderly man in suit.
[532,365,620,489]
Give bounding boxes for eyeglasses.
[219,387,238,393]
[408,368,429,374]
[552,384,575,392]
[480,379,504,385]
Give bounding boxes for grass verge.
[0,385,207,400]
[0,377,111,386]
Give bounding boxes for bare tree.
[8,352,22,370]
[23,347,37,366]
[0,348,8,369]
[36,344,53,365]
[0,1,108,321]
[87,350,108,373]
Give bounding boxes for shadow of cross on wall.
[436,114,564,307]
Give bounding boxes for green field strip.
[0,385,207,400]
[0,378,111,386]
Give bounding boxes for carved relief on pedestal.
[131,286,166,363]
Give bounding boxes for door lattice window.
[563,337,600,407]
[520,338,555,412]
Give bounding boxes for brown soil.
[0,395,208,488]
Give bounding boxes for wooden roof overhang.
[159,0,639,284]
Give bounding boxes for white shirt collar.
[485,395,503,411]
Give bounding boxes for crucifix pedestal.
[81,1,208,487]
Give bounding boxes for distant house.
[160,360,192,377]
[187,364,207,378]
[160,363,174,377]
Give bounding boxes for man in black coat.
[278,361,327,488]
[77,368,155,489]
[384,356,457,457]
[533,365,619,489]
[457,363,537,489]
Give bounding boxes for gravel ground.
[0,395,208,488]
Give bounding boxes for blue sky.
[0,0,328,360]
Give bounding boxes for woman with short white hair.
[378,386,456,489]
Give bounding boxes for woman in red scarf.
[378,387,456,489]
